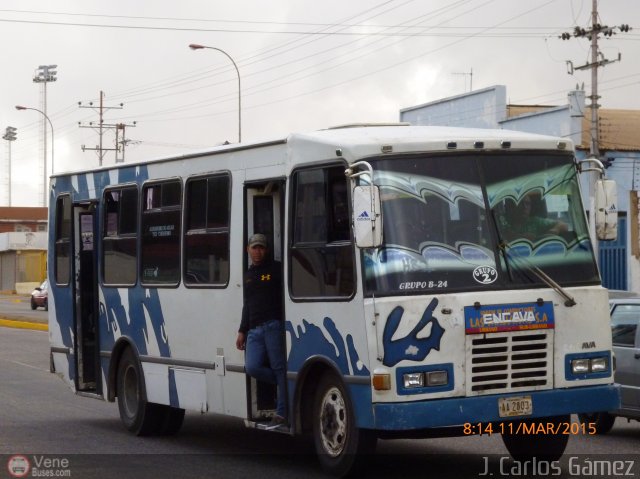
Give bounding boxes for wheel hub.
[319,386,347,457]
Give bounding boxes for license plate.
[498,396,532,418]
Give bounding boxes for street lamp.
[16,105,54,206]
[189,44,241,143]
[2,126,17,206]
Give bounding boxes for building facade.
[0,207,48,292]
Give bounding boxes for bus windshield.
[363,152,598,296]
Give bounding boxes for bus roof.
[287,124,574,162]
[52,124,573,178]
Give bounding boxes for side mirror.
[595,179,618,241]
[352,185,383,248]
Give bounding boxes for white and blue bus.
[49,124,619,475]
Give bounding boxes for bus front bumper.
[372,384,620,430]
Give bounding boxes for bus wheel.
[578,412,615,434]
[159,405,185,435]
[312,373,376,476]
[116,348,163,436]
[501,415,570,462]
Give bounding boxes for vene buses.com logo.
[7,455,30,478]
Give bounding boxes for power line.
[0,15,566,37]
[116,0,556,123]
[0,7,572,30]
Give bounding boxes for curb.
[0,318,48,331]
[0,293,48,331]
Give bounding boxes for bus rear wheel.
[117,348,165,436]
[312,372,376,476]
[577,411,615,435]
[501,415,570,462]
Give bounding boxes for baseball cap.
[248,233,267,248]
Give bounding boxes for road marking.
[0,319,48,331]
[0,357,49,372]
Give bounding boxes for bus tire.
[116,347,163,436]
[312,372,376,476]
[159,405,185,435]
[501,415,570,462]
[577,411,615,435]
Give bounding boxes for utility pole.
[453,68,473,93]
[79,91,136,166]
[2,127,17,206]
[562,3,629,158]
[560,0,630,257]
[115,122,137,163]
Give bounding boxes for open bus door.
[243,179,286,424]
[73,202,100,393]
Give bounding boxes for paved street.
[0,293,47,325]
[0,308,639,478]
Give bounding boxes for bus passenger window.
[102,186,138,286]
[184,175,230,286]
[141,180,182,285]
[54,195,72,285]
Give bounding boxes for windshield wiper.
[499,242,576,307]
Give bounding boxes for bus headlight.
[571,358,590,374]
[571,357,608,374]
[401,370,449,389]
[403,372,424,388]
[590,357,608,373]
[396,364,454,394]
[426,370,448,386]
[566,352,611,379]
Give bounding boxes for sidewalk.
[0,293,48,331]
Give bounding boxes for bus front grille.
[465,330,553,395]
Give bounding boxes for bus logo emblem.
[473,266,497,284]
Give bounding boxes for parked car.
[30,280,48,311]
[578,292,640,433]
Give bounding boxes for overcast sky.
[1,0,638,206]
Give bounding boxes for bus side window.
[54,195,72,285]
[184,174,231,286]
[141,180,182,286]
[290,165,354,298]
[102,186,138,286]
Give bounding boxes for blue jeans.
[245,319,287,418]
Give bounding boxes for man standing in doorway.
[236,233,287,429]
